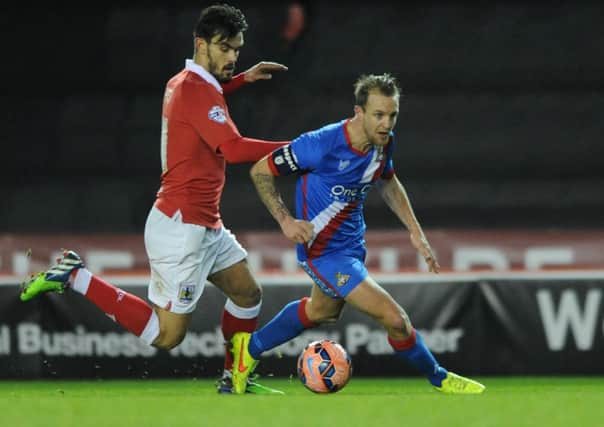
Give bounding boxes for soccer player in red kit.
[20,4,288,394]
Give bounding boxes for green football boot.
[246,374,285,395]
[20,250,84,302]
[216,371,284,395]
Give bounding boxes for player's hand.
[410,232,440,273]
[244,61,288,82]
[280,217,314,244]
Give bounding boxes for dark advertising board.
[1,274,603,378]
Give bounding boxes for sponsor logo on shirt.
[330,184,372,201]
[338,159,350,171]
[208,105,227,124]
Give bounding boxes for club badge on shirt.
[178,283,196,303]
[335,272,351,287]
[208,105,227,124]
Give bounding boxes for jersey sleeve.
[220,73,246,96]
[184,81,242,151]
[221,137,290,164]
[267,130,327,176]
[290,130,327,170]
[381,134,395,179]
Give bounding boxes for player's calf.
[381,309,414,340]
[147,306,192,349]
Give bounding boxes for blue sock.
[248,299,312,359]
[391,330,448,387]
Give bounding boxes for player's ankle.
[429,366,448,387]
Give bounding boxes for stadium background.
[2,1,604,380]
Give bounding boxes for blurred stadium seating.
[2,1,604,232]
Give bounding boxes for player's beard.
[221,63,235,81]
[207,51,234,83]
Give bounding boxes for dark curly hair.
[194,3,248,41]
[354,73,401,108]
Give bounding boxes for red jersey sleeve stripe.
[267,154,281,176]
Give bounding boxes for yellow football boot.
[435,372,485,394]
[231,332,259,394]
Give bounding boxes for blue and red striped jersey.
[269,119,395,261]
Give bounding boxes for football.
[297,339,352,393]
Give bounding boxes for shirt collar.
[185,59,223,94]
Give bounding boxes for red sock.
[388,328,417,351]
[70,268,160,345]
[221,299,261,371]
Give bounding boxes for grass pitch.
[1,377,602,427]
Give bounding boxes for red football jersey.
[154,60,248,228]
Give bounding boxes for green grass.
[1,377,602,427]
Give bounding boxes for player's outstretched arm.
[244,61,288,82]
[221,62,288,95]
[250,155,314,244]
[376,174,440,273]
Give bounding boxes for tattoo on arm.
[251,171,292,224]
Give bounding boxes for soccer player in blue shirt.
[231,73,485,394]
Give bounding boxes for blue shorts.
[299,255,368,299]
